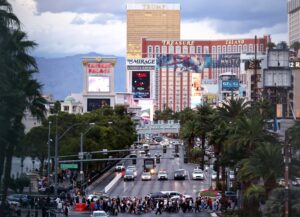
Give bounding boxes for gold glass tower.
[127,3,180,58]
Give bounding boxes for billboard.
[88,76,110,92]
[87,98,110,111]
[132,71,150,98]
[222,79,240,90]
[264,69,291,87]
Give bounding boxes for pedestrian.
[64,205,69,217]
[155,201,162,215]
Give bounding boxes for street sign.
[60,164,78,169]
[78,152,84,159]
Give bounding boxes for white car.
[115,163,125,171]
[91,210,109,217]
[141,172,151,181]
[157,170,168,180]
[127,166,137,177]
[192,169,204,180]
[211,170,222,180]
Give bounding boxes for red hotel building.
[141,35,271,111]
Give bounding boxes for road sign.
[78,152,84,159]
[60,163,78,169]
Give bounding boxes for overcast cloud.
[9,0,287,57]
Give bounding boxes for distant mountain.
[35,52,126,100]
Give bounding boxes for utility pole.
[283,130,291,217]
[80,132,84,187]
[47,121,52,185]
[254,35,258,102]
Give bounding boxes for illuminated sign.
[88,76,110,92]
[87,98,110,112]
[222,80,240,90]
[225,40,245,45]
[289,60,300,68]
[132,71,150,98]
[162,41,195,46]
[87,63,112,73]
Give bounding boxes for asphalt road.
[88,144,213,198]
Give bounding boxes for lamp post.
[54,121,84,196]
[47,121,52,183]
[80,123,96,188]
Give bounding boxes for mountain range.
[35,52,126,100]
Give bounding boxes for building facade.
[82,57,116,112]
[141,36,271,111]
[127,3,180,59]
[288,0,300,45]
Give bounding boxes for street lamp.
[54,121,86,196]
[80,123,96,188]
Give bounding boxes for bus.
[144,158,156,174]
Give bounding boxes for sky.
[10,0,288,58]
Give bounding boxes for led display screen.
[132,71,150,98]
[87,98,110,112]
[88,76,109,92]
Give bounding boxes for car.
[7,194,31,207]
[174,169,186,180]
[115,163,125,172]
[147,192,168,201]
[170,194,192,201]
[292,178,300,186]
[141,172,151,181]
[124,169,135,181]
[192,169,204,180]
[88,193,110,202]
[126,166,137,177]
[154,152,161,158]
[157,170,168,180]
[229,170,235,180]
[224,191,237,200]
[91,210,109,217]
[211,171,222,180]
[161,191,182,198]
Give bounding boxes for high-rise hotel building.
[288,0,300,45]
[126,3,180,59]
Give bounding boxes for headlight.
[150,169,155,174]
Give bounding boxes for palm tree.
[238,143,283,198]
[217,97,249,123]
[242,184,265,217]
[180,119,197,159]
[196,104,215,169]
[0,28,46,214]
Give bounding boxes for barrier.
[74,203,86,212]
[104,174,122,193]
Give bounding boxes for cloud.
[9,0,287,58]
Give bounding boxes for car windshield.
[159,171,167,174]
[143,172,150,176]
[125,170,134,175]
[94,213,107,217]
[175,170,184,175]
[193,170,202,174]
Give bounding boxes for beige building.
[126,3,180,58]
[288,0,300,45]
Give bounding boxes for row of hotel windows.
[148,44,265,56]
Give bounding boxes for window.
[222,45,226,54]
[204,46,209,54]
[260,44,264,52]
[183,46,188,54]
[162,46,167,54]
[190,46,195,54]
[243,44,247,52]
[196,46,202,54]
[212,46,216,54]
[63,106,69,112]
[249,44,253,53]
[217,46,221,54]
[155,46,160,55]
[169,46,174,54]
[175,46,181,54]
[227,45,232,53]
[238,45,242,53]
[147,45,153,58]
[233,45,237,53]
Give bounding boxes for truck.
[144,158,156,174]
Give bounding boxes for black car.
[148,192,168,201]
[174,169,186,180]
[124,170,135,181]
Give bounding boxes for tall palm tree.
[238,143,283,198]
[0,28,46,214]
[217,97,250,123]
[180,119,197,159]
[196,104,215,169]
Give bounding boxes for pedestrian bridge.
[136,120,180,136]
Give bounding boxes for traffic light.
[132,159,136,165]
[175,144,179,153]
[156,156,160,164]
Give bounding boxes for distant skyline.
[10,0,287,57]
